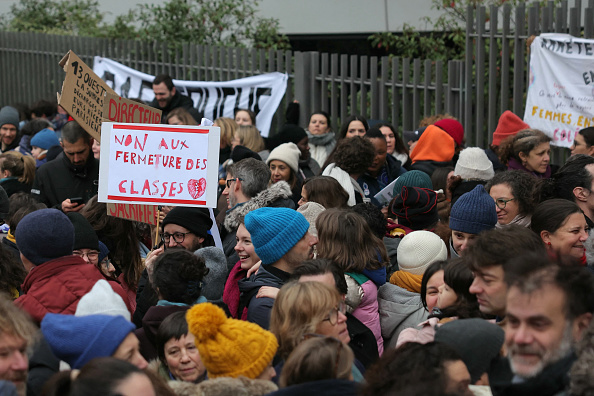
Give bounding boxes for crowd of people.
[0,73,594,396]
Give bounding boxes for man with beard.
[31,121,98,211]
[489,253,594,396]
[0,296,37,396]
[0,106,21,153]
[150,74,200,123]
[238,207,318,330]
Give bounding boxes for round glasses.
[322,301,347,325]
[161,231,193,244]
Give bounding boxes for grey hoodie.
[378,283,429,349]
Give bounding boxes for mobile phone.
[70,197,84,205]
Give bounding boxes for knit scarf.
[495,214,532,229]
[157,296,207,307]
[389,271,423,293]
[6,229,16,244]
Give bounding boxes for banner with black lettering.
[524,33,594,148]
[93,56,288,137]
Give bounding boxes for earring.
[547,242,552,246]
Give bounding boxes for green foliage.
[0,0,290,50]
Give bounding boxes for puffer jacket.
[16,255,131,324]
[377,283,429,349]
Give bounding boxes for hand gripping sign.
[98,123,220,208]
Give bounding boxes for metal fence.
[0,1,593,146]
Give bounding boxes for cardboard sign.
[102,93,162,125]
[106,203,158,226]
[98,123,220,208]
[57,50,117,142]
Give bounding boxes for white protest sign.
[92,56,288,137]
[98,123,220,208]
[524,33,594,148]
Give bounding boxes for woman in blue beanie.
[448,185,497,257]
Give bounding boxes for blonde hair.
[279,336,354,387]
[236,125,265,152]
[270,281,341,360]
[316,209,388,273]
[215,117,238,147]
[0,151,36,185]
[0,294,38,353]
[167,108,198,125]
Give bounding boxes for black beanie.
[231,145,262,163]
[67,212,99,250]
[390,186,438,230]
[162,207,213,239]
[278,124,307,145]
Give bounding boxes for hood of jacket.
[194,246,227,302]
[169,376,278,396]
[224,181,293,232]
[266,379,360,396]
[378,283,428,347]
[140,305,190,348]
[410,125,455,163]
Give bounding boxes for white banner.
[93,57,288,137]
[524,33,594,148]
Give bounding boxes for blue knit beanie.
[41,313,135,369]
[16,209,74,266]
[30,128,60,150]
[392,170,433,197]
[245,207,309,265]
[449,185,497,235]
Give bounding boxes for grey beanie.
[0,106,20,130]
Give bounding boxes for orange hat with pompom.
[186,302,278,379]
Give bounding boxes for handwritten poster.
[106,203,158,226]
[102,93,161,125]
[57,51,117,142]
[98,123,220,208]
[92,56,288,137]
[524,33,594,148]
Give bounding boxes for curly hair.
[81,195,143,289]
[498,128,551,165]
[153,248,209,305]
[333,136,375,175]
[485,170,537,216]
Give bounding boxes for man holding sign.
[31,121,99,212]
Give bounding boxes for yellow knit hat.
[186,302,278,379]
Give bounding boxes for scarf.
[507,157,552,179]
[389,271,423,293]
[156,296,207,307]
[307,131,336,147]
[6,229,16,244]
[495,214,532,229]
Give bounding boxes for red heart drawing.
[188,178,206,199]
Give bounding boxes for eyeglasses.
[302,334,344,377]
[73,250,99,262]
[322,301,347,325]
[161,231,193,244]
[226,178,243,188]
[494,198,515,209]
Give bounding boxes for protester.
[420,260,447,314]
[531,199,589,265]
[487,110,530,172]
[376,122,410,168]
[266,142,303,205]
[337,115,369,140]
[490,254,594,395]
[298,176,348,209]
[449,147,494,204]
[214,116,238,164]
[0,106,20,153]
[448,185,497,257]
[152,311,206,383]
[499,128,552,178]
[0,152,34,197]
[485,170,537,228]
[275,123,321,179]
[0,295,37,396]
[306,111,335,167]
[570,126,594,156]
[41,357,160,396]
[30,128,60,167]
[234,108,257,126]
[166,107,198,126]
[150,74,200,123]
[41,313,147,369]
[466,225,546,319]
[408,125,456,176]
[378,231,447,349]
[238,207,317,329]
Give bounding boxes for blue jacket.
[358,155,406,207]
[237,265,287,330]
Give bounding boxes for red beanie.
[434,119,464,146]
[492,111,530,146]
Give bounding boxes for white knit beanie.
[75,280,131,321]
[266,143,301,173]
[297,201,326,237]
[397,231,447,275]
[454,147,495,181]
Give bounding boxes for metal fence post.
[293,51,312,128]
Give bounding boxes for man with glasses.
[14,209,131,324]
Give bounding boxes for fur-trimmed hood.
[224,181,293,232]
[168,376,278,396]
